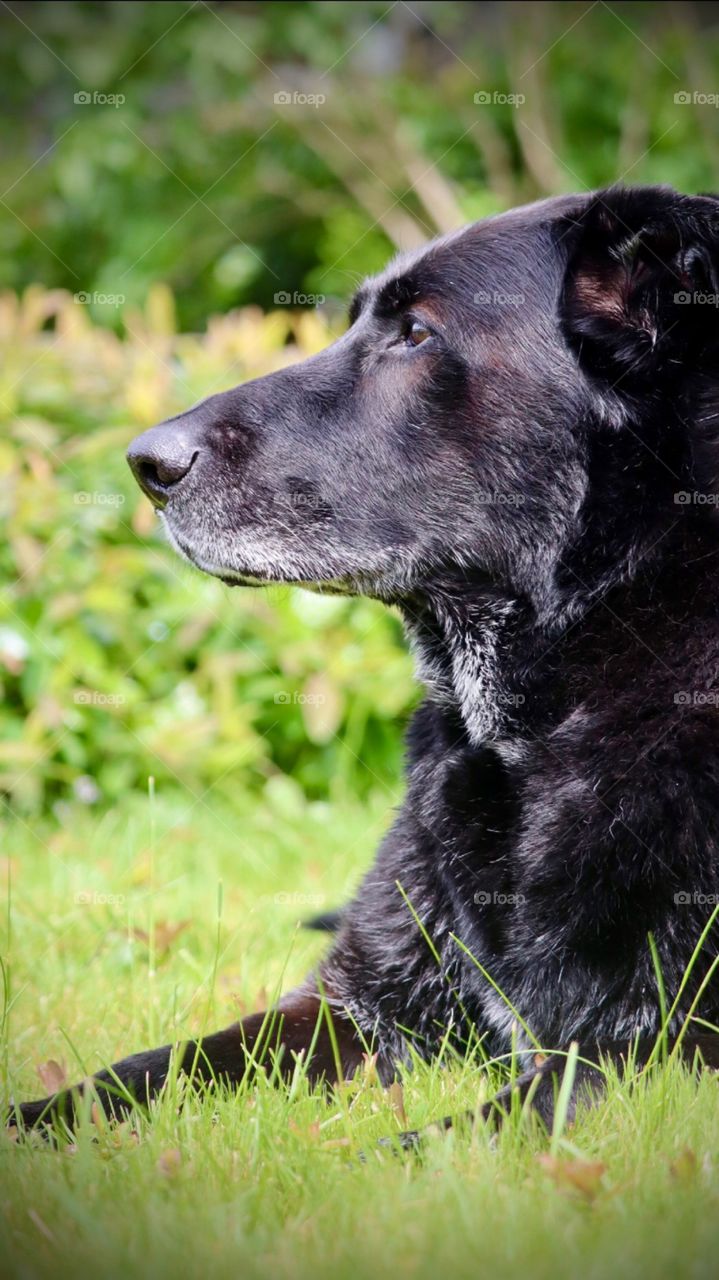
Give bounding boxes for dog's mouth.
[164,523,358,595]
[167,529,285,588]
[211,567,356,597]
[219,567,359,596]
[218,571,277,589]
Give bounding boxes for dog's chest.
[410,740,522,960]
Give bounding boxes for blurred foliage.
[0,289,415,814]
[1,2,718,328]
[2,0,719,815]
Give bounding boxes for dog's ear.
[561,187,719,384]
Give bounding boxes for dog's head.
[128,186,719,616]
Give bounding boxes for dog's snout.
[127,423,199,508]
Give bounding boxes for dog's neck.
[402,515,695,748]
[403,580,531,745]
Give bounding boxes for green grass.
[4,791,719,1280]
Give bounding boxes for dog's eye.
[406,320,432,347]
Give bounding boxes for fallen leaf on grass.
[105,1122,141,1148]
[289,1119,321,1142]
[387,1081,408,1129]
[131,920,189,955]
[537,1155,607,1200]
[157,1147,182,1176]
[320,1136,351,1149]
[36,1059,66,1093]
[231,985,270,1018]
[670,1148,698,1182]
[91,1102,106,1131]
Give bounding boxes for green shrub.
[1,2,716,328]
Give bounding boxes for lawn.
[4,789,719,1280]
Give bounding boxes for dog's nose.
[127,423,199,508]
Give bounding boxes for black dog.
[13,184,719,1133]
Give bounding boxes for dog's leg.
[479,1047,608,1129]
[381,1049,607,1151]
[390,1033,719,1149]
[9,983,366,1131]
[481,1032,719,1129]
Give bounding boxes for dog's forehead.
[363,191,592,301]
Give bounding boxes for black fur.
[12,185,719,1134]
